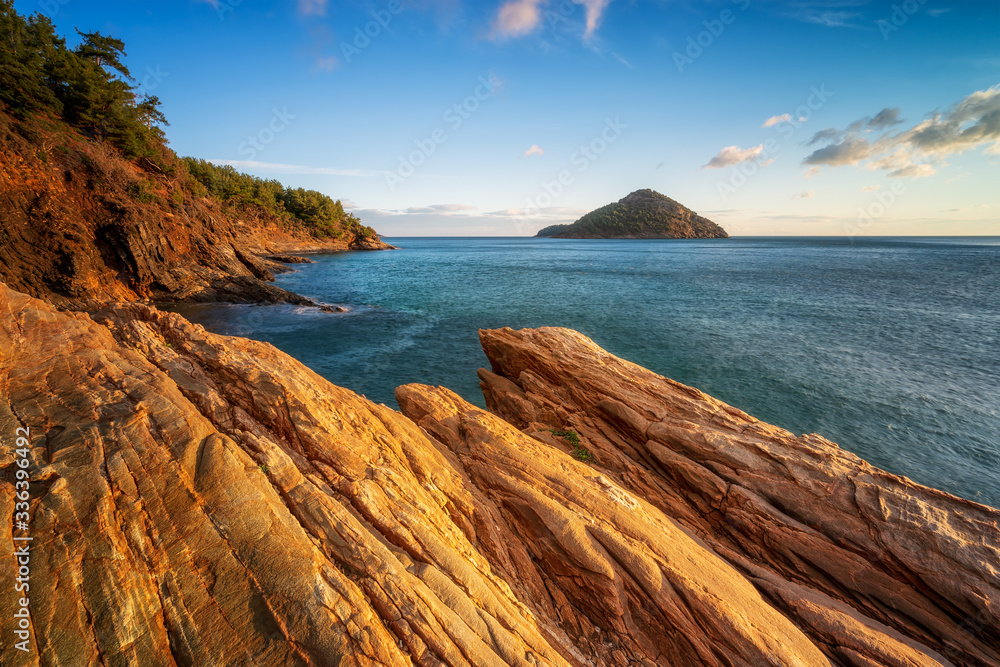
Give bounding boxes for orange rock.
[473,326,1000,666]
[0,286,569,666]
[1,289,997,666]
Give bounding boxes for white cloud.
[777,2,865,28]
[405,204,477,214]
[802,10,859,27]
[803,136,873,166]
[485,206,585,219]
[493,0,544,38]
[493,0,613,40]
[356,204,478,217]
[804,166,820,179]
[867,107,904,130]
[702,144,765,169]
[887,163,936,179]
[574,0,613,38]
[792,190,815,199]
[523,144,544,157]
[762,113,792,128]
[208,160,378,176]
[803,85,1000,178]
[860,185,880,192]
[612,52,631,68]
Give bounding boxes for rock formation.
[471,327,1000,666]
[0,110,392,309]
[1,285,996,666]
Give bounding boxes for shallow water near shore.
[169,236,1000,508]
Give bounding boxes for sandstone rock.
[265,254,316,264]
[0,286,569,666]
[473,326,1000,666]
[396,384,831,666]
[1,288,997,666]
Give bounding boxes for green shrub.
[549,428,594,462]
[126,178,156,203]
[181,157,367,240]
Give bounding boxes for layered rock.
[1,285,997,666]
[0,285,570,666]
[472,326,1000,666]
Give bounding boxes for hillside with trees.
[0,1,387,307]
[537,189,729,239]
[183,159,378,241]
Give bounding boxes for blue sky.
[20,0,1000,235]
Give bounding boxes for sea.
[168,237,1000,509]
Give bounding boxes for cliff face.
[0,110,390,309]
[1,284,997,666]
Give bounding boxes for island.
[536,188,729,239]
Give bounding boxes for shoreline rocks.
[0,285,995,666]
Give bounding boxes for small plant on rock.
[549,428,593,463]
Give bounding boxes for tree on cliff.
[0,1,167,158]
[182,158,378,240]
[0,1,378,246]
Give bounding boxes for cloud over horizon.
[762,113,792,128]
[703,144,766,169]
[803,86,1000,178]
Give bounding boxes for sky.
[18,0,1000,236]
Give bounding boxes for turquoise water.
[170,237,1000,508]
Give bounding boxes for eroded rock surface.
[470,326,1000,666]
[0,286,569,666]
[1,289,997,666]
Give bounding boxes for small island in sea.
[535,188,729,239]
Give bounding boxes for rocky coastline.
[0,107,394,311]
[1,282,996,666]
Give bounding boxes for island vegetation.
[537,188,728,239]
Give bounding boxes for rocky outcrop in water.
[0,284,996,665]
